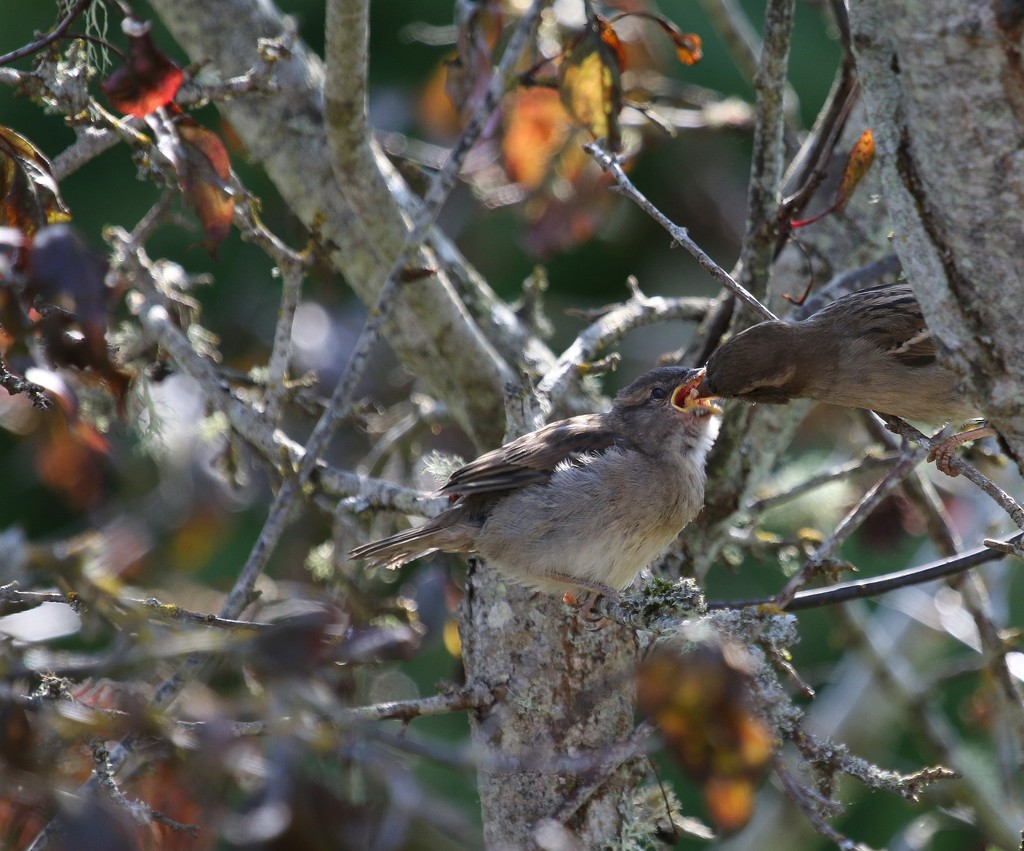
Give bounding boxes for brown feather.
[703,284,977,423]
[349,366,720,593]
[439,415,618,496]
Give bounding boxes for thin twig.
[881,416,1024,531]
[745,450,900,514]
[330,681,498,725]
[0,0,94,67]
[773,441,930,608]
[773,755,870,851]
[34,10,553,836]
[790,254,903,319]
[537,281,710,407]
[584,142,776,321]
[708,532,1023,611]
[836,605,1022,848]
[126,259,444,519]
[736,0,796,310]
[0,584,271,631]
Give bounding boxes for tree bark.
[850,0,1024,469]
[461,582,644,849]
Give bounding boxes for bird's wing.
[819,285,936,368]
[438,414,618,497]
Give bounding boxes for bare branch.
[708,533,1023,612]
[584,142,776,321]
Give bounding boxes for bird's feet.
[561,580,621,629]
[928,424,995,476]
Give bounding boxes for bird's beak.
[672,370,723,415]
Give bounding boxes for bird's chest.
[476,450,701,590]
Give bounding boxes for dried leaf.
[632,12,702,65]
[26,224,131,407]
[637,643,774,832]
[792,128,875,228]
[445,0,503,113]
[0,127,71,236]
[177,119,234,255]
[558,16,625,152]
[836,128,875,209]
[102,19,183,118]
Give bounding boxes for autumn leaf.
[501,88,573,190]
[177,119,235,255]
[608,10,703,66]
[637,643,774,833]
[792,128,875,228]
[0,127,71,236]
[102,18,183,118]
[836,128,876,209]
[558,15,625,152]
[25,224,132,408]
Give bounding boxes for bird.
[697,283,993,474]
[349,366,721,609]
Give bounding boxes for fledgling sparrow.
[698,284,993,474]
[350,366,721,604]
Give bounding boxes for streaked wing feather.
[818,284,936,368]
[439,414,616,497]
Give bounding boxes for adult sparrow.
[350,366,721,603]
[698,283,992,473]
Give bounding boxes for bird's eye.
[650,387,667,401]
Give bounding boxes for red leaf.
[101,19,183,118]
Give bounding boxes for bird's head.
[699,321,809,403]
[613,366,721,455]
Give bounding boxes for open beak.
[671,369,723,415]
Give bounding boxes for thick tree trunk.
[850,0,1024,469]
[461,578,643,849]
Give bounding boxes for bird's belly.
[475,477,696,592]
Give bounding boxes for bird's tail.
[349,523,443,570]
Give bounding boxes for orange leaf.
[637,644,774,832]
[703,777,757,834]
[792,128,875,228]
[502,88,573,190]
[177,119,234,255]
[608,11,703,66]
[418,59,463,140]
[836,128,875,209]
